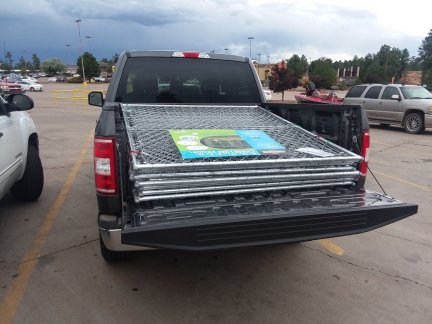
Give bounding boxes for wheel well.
[28,133,39,152]
[403,109,424,120]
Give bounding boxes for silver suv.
[344,84,432,134]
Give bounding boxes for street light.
[75,19,87,86]
[248,36,254,59]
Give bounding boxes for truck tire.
[403,112,424,134]
[30,87,35,91]
[100,234,128,262]
[11,145,44,201]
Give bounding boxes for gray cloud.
[0,0,428,65]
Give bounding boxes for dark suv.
[344,84,432,133]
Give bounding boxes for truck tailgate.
[120,188,417,250]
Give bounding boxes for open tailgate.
[120,188,417,250]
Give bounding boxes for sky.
[1,0,431,65]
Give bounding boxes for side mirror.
[391,94,401,101]
[7,94,34,111]
[88,91,104,107]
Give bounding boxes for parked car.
[0,93,44,201]
[48,77,57,82]
[21,76,38,83]
[262,88,272,101]
[92,76,106,83]
[344,84,432,134]
[0,81,24,95]
[56,76,68,82]
[17,81,43,92]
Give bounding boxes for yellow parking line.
[372,170,431,192]
[319,239,344,255]
[0,130,94,323]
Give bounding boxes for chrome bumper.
[99,228,152,251]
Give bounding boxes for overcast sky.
[1,0,431,65]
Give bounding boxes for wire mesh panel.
[122,104,363,201]
[122,104,363,172]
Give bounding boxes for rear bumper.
[100,189,417,251]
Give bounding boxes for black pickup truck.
[89,51,417,262]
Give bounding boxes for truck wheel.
[30,87,35,91]
[403,112,424,134]
[11,145,44,201]
[100,234,128,262]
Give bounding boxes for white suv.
[0,93,44,201]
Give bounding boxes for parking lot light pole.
[248,37,254,60]
[75,19,87,86]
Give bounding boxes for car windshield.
[400,86,432,99]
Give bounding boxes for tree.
[363,62,384,83]
[287,54,308,87]
[76,52,100,79]
[5,51,13,67]
[309,58,337,89]
[32,54,41,71]
[408,56,422,70]
[418,29,432,87]
[41,58,66,75]
[112,53,119,64]
[268,62,298,100]
[16,56,27,74]
[400,49,410,76]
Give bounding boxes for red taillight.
[94,137,117,194]
[359,131,370,175]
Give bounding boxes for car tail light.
[94,137,117,194]
[172,51,210,59]
[359,131,370,175]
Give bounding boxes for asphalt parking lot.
[0,83,431,323]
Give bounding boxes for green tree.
[363,62,384,83]
[112,53,119,64]
[400,49,410,76]
[16,56,27,74]
[287,54,308,87]
[41,58,66,75]
[77,52,100,79]
[418,29,432,87]
[5,51,13,67]
[32,54,41,71]
[408,56,422,70]
[309,58,336,89]
[268,62,297,100]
